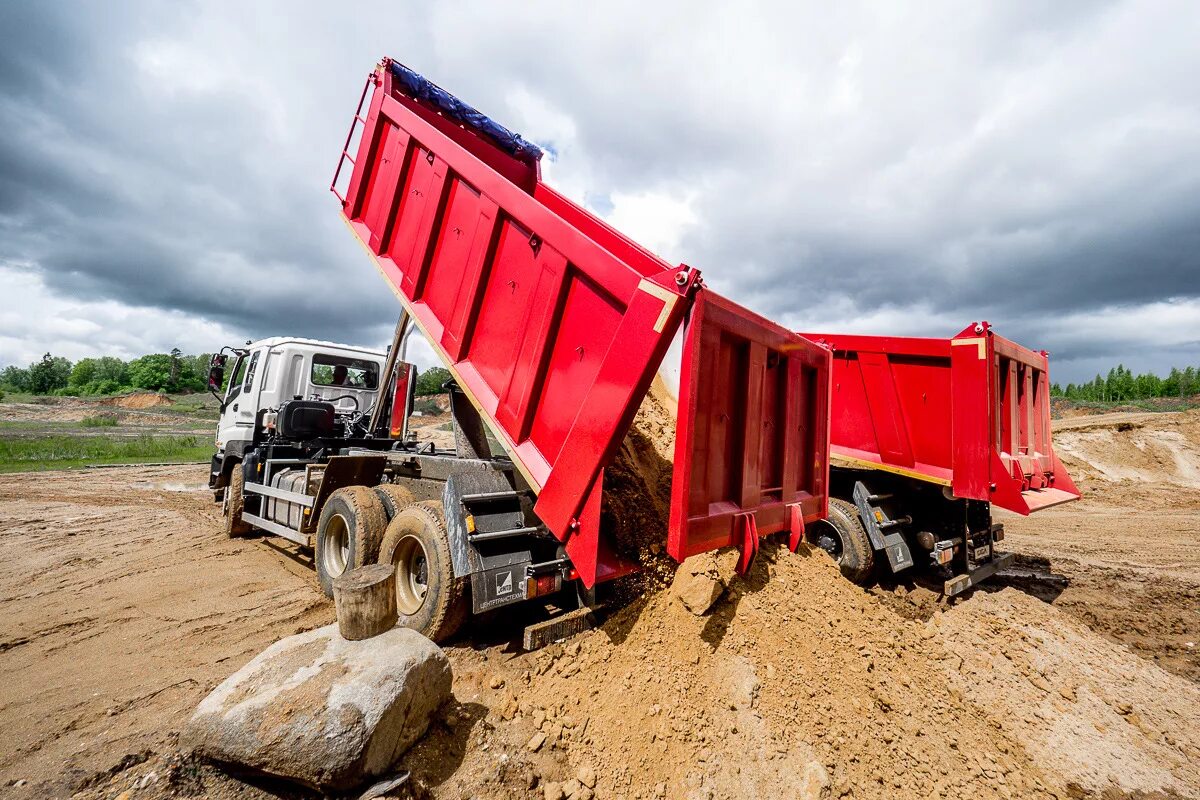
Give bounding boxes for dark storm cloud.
[1,1,1197,383]
[0,2,410,349]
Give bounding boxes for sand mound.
[106,392,174,410]
[602,377,682,592]
[936,588,1200,795]
[510,544,1067,800]
[1054,409,1200,489]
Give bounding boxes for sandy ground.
[1,411,1198,799]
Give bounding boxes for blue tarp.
[388,60,543,163]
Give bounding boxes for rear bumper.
[944,551,1012,597]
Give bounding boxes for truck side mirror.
[207,354,227,391]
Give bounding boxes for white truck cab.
[211,337,386,493]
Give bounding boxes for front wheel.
[222,464,251,538]
[811,498,875,584]
[377,501,468,643]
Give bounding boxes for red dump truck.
[798,323,1080,594]
[202,57,831,645]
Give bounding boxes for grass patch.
[0,433,212,473]
[81,413,120,427]
[0,392,39,404]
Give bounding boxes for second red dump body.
[335,59,830,585]
[802,322,1079,515]
[799,323,1079,595]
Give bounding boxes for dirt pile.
[105,391,175,410]
[507,544,1065,800]
[1053,409,1200,489]
[602,376,680,592]
[935,588,1200,795]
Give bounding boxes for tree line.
[0,350,213,396]
[1051,364,1199,403]
[0,351,456,399]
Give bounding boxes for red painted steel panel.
[801,323,1079,515]
[670,292,830,561]
[336,60,830,584]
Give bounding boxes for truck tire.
[377,501,469,643]
[812,498,875,584]
[373,483,416,520]
[222,464,252,538]
[315,487,388,599]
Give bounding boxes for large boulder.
[184,624,450,791]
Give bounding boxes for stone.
[672,555,726,616]
[543,780,565,800]
[183,624,450,791]
[578,764,597,788]
[562,778,582,796]
[528,731,548,752]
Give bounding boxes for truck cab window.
[311,354,378,389]
[243,351,261,391]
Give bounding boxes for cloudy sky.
[1,1,1198,384]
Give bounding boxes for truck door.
[236,349,264,429]
[216,353,249,454]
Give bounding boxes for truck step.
[522,605,598,651]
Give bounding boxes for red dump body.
[801,323,1079,515]
[334,59,830,584]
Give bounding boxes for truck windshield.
[311,354,378,389]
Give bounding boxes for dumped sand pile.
[105,391,175,410]
[1053,409,1200,489]
[602,377,681,591]
[507,544,1067,800]
[934,588,1200,796]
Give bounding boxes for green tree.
[93,357,129,385]
[69,358,98,389]
[1,365,31,392]
[28,353,72,394]
[169,348,183,387]
[415,366,452,396]
[127,354,175,391]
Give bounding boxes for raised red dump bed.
[800,323,1079,515]
[334,59,830,583]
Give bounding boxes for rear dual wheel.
[314,487,388,598]
[811,498,875,584]
[377,501,469,644]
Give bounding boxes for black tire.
[811,498,875,584]
[377,501,469,643]
[315,486,388,598]
[373,483,416,520]
[222,464,252,538]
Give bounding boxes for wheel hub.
[812,520,845,561]
[392,534,430,615]
[322,513,350,577]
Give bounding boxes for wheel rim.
[812,519,845,561]
[322,513,350,577]
[391,534,429,615]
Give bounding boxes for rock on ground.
[184,624,450,791]
[671,551,730,615]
